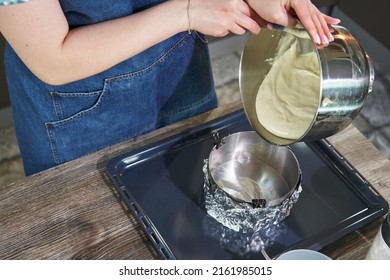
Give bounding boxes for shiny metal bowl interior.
[240,25,374,145]
[208,131,301,207]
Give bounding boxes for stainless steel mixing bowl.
[208,131,301,207]
[240,24,375,145]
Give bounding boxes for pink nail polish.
[323,34,329,45]
[329,32,334,41]
[315,34,321,45]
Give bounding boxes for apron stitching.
[45,123,62,164]
[50,92,64,120]
[46,87,108,127]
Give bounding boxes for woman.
[0,0,339,175]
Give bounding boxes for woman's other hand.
[246,0,340,46]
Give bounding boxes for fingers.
[218,12,260,35]
[323,14,341,25]
[220,1,261,35]
[236,17,261,34]
[190,0,260,37]
[236,1,261,34]
[291,0,340,46]
[283,13,298,29]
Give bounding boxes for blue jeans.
[5,30,217,175]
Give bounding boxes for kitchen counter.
[0,101,389,260]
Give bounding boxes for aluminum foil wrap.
[202,159,302,257]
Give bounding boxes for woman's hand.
[246,0,340,46]
[189,0,262,37]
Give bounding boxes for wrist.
[169,0,192,34]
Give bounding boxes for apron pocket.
[45,76,158,165]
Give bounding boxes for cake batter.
[255,35,321,140]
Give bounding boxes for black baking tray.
[106,109,389,259]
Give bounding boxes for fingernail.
[315,34,321,45]
[266,23,274,30]
[267,23,284,30]
[322,34,329,45]
[328,32,334,41]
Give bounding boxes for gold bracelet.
[187,0,192,34]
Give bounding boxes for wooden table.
[1,102,389,260]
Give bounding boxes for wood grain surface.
[0,101,389,259]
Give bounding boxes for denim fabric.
[4,0,217,175]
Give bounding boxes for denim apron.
[4,0,217,175]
